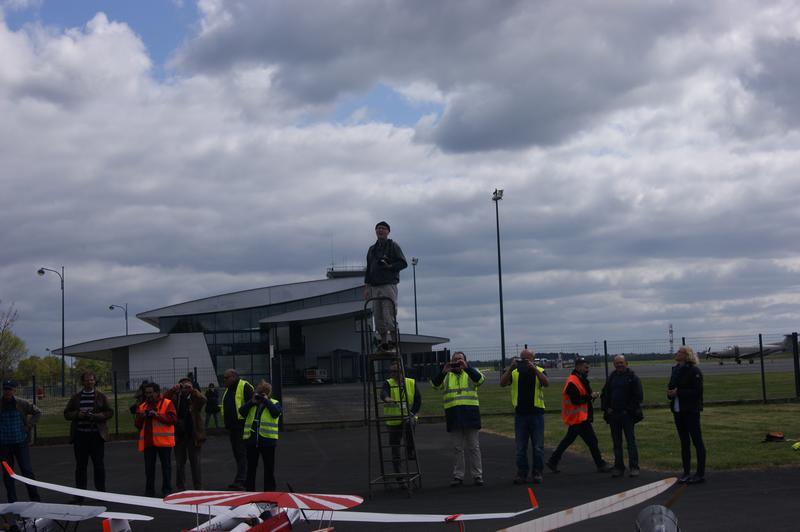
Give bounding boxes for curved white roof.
[136,276,364,326]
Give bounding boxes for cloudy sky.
[3,0,800,358]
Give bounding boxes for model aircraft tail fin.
[527,487,539,510]
[2,461,13,477]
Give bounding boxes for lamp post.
[411,257,419,335]
[37,266,65,397]
[109,303,128,335]
[491,189,507,369]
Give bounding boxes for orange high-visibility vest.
[561,374,589,426]
[137,398,175,451]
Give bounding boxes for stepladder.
[362,297,422,496]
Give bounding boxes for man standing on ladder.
[431,351,485,487]
[364,221,407,351]
[381,362,421,483]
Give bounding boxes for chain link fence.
[17,332,800,441]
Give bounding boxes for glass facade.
[158,287,362,377]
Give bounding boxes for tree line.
[0,300,111,387]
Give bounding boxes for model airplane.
[704,334,795,364]
[0,501,152,532]
[3,461,537,531]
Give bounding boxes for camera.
[254,393,265,401]
[145,410,156,418]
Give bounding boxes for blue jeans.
[1,442,40,502]
[514,413,544,476]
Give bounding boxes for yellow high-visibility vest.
[384,377,416,426]
[243,399,280,441]
[433,370,483,409]
[510,367,546,410]
[221,379,251,421]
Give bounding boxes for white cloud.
[2,3,800,359]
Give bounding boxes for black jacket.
[668,363,704,413]
[600,368,644,423]
[365,238,407,286]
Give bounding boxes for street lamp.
[109,303,128,335]
[411,257,419,335]
[37,266,65,397]
[491,189,507,369]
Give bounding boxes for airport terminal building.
[57,269,448,389]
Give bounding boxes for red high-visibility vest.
[137,398,175,451]
[561,374,589,425]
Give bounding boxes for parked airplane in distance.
[705,334,796,365]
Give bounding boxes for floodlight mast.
[411,257,419,335]
[37,266,65,397]
[109,303,129,336]
[492,189,506,369]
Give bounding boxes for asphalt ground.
[12,423,800,531]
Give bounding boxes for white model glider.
[498,477,677,532]
[4,460,537,529]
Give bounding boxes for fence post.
[681,337,686,346]
[603,340,609,380]
[113,370,119,436]
[32,375,37,443]
[758,334,766,403]
[792,332,800,398]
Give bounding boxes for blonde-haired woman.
[239,380,282,491]
[667,346,706,484]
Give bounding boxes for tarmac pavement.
[13,424,800,531]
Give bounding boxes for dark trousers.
[143,446,172,496]
[174,436,202,490]
[550,421,605,468]
[0,442,40,502]
[245,444,276,492]
[228,424,247,484]
[609,412,639,470]
[205,411,219,428]
[673,411,706,477]
[388,422,416,473]
[74,431,106,491]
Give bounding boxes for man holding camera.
[547,357,612,474]
[64,371,113,500]
[364,221,408,350]
[164,378,207,491]
[134,383,177,497]
[240,380,282,492]
[500,348,549,484]
[431,351,485,487]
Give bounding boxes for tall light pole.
[109,303,129,335]
[411,257,419,335]
[492,189,507,369]
[37,266,65,397]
